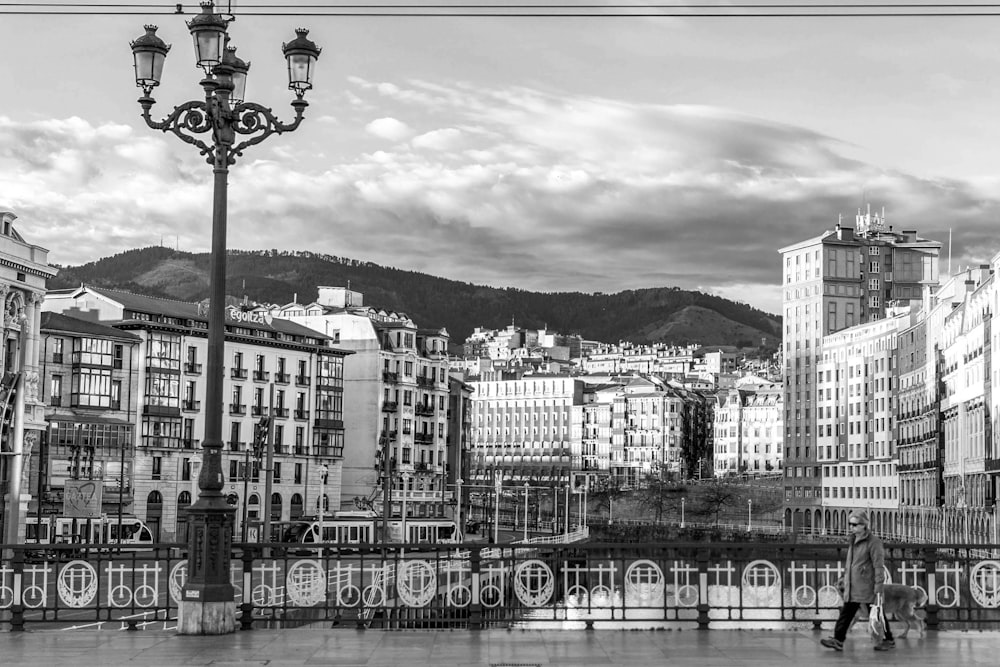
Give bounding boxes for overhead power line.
[3,2,1000,16]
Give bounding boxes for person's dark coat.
[843,530,886,603]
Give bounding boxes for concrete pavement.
[2,625,999,666]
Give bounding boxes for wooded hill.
[48,247,781,350]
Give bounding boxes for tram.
[275,512,458,551]
[25,515,154,546]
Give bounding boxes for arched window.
[178,491,192,506]
[290,493,304,519]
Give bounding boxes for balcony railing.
[182,438,200,450]
[295,375,311,386]
[184,362,202,374]
[382,401,398,412]
[274,372,290,384]
[294,409,309,420]
[3,540,999,632]
[251,405,265,417]
[274,407,290,418]
[382,371,399,383]
[415,404,435,416]
[229,403,246,415]
[182,399,201,411]
[253,370,270,382]
[231,368,248,379]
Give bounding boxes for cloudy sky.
[3,2,1000,315]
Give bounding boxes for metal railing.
[2,539,999,632]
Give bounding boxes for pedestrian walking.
[821,509,895,652]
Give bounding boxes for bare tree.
[692,482,743,526]
[634,476,686,523]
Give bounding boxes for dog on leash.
[838,581,928,639]
[869,584,928,639]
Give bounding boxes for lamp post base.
[177,600,237,635]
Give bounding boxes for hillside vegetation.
[49,247,781,349]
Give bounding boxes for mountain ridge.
[47,247,782,350]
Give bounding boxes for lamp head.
[282,28,321,98]
[130,25,171,95]
[223,44,250,105]
[186,0,230,73]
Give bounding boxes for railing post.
[922,547,939,631]
[9,547,25,632]
[696,548,710,630]
[239,547,255,631]
[470,546,483,630]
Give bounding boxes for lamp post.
[747,498,753,532]
[455,478,463,540]
[493,474,502,543]
[681,497,685,529]
[130,1,320,635]
[523,482,529,541]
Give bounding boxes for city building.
[817,311,906,534]
[271,286,454,519]
[713,377,783,477]
[0,211,58,545]
[41,285,349,541]
[779,207,940,529]
[32,312,142,541]
[467,373,582,490]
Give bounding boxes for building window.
[146,333,181,370]
[181,457,191,481]
[52,338,64,363]
[72,367,112,408]
[113,344,124,369]
[152,456,162,480]
[50,375,62,406]
[294,463,303,484]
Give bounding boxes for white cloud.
[6,81,1000,315]
[364,117,413,141]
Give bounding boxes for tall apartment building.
[42,286,349,541]
[34,313,142,537]
[817,312,905,534]
[779,208,940,529]
[938,266,994,511]
[468,374,582,489]
[897,315,942,539]
[273,287,453,518]
[713,378,783,477]
[0,212,58,545]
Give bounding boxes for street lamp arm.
[138,96,215,161]
[229,99,308,162]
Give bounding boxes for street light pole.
[493,474,501,543]
[747,498,752,531]
[523,482,529,541]
[681,497,685,529]
[130,2,320,636]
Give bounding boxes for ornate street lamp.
[130,0,319,635]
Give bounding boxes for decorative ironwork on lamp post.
[130,0,320,635]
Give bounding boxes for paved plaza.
[1,626,999,666]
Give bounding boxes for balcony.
[231,368,248,380]
[382,401,398,412]
[229,403,246,416]
[184,362,202,374]
[314,444,344,458]
[415,403,435,416]
[274,372,290,384]
[274,407,289,418]
[251,405,266,417]
[182,399,201,412]
[228,440,244,452]
[380,430,398,442]
[382,371,399,383]
[295,375,311,387]
[415,432,434,444]
[416,376,434,388]
[253,370,270,382]
[182,438,200,450]
[294,409,310,420]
